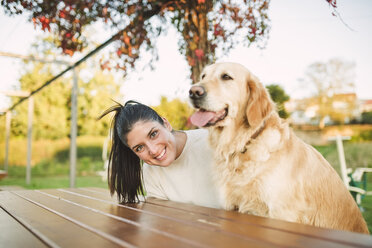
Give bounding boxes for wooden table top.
[1,187,371,248]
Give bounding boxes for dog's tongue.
[190,110,216,127]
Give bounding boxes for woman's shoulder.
[184,128,211,151]
[185,128,208,140]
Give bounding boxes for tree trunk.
[181,1,214,84]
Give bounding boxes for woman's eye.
[150,130,158,138]
[221,74,233,80]
[135,145,143,152]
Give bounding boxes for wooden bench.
[1,187,371,247]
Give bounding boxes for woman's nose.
[147,143,158,156]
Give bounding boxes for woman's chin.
[157,160,172,167]
[146,158,171,167]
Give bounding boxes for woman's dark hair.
[98,100,164,203]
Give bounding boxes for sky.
[0,0,372,110]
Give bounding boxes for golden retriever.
[189,62,369,234]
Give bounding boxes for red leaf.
[64,49,74,56]
[195,49,204,60]
[103,7,108,16]
[116,49,122,57]
[187,56,196,66]
[59,11,66,19]
[214,23,223,36]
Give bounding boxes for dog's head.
[189,62,274,129]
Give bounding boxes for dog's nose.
[189,85,206,100]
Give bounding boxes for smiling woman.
[126,119,183,167]
[98,100,221,208]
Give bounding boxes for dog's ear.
[246,77,274,128]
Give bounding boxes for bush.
[362,111,372,124]
[351,130,372,142]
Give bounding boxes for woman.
[99,100,220,208]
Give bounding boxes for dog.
[189,62,369,234]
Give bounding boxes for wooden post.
[1,90,31,181]
[26,96,34,185]
[70,67,78,188]
[336,135,348,188]
[4,111,11,172]
[335,135,351,188]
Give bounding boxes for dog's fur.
[189,62,369,234]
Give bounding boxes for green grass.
[5,157,105,178]
[314,142,372,175]
[0,136,108,190]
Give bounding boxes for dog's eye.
[221,74,233,80]
[201,74,206,80]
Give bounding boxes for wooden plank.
[49,188,360,248]
[79,187,117,200]
[14,190,216,248]
[0,191,122,248]
[146,198,372,247]
[83,187,110,193]
[78,187,372,248]
[0,207,48,248]
[21,189,274,248]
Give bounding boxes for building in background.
[285,93,372,126]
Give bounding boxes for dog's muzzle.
[189,85,206,108]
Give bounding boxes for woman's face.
[126,119,177,167]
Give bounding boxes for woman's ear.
[162,117,173,131]
[245,77,274,129]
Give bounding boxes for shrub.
[362,111,372,124]
[351,130,372,142]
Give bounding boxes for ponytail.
[109,123,144,203]
[98,102,145,204]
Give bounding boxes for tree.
[1,1,338,82]
[301,58,356,128]
[361,111,372,124]
[266,84,289,119]
[11,62,71,139]
[77,71,121,136]
[1,0,271,83]
[9,36,122,139]
[152,96,194,130]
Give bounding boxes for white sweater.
[143,129,221,209]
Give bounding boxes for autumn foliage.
[1,0,336,82]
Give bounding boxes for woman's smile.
[155,147,166,160]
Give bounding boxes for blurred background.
[0,0,371,233]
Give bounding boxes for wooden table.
[1,187,371,248]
